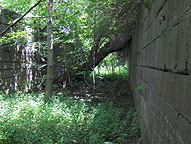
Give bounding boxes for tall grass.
[0,92,140,144]
[95,65,128,78]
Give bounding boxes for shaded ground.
[58,76,134,111]
[55,75,141,143]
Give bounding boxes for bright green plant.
[0,92,140,143]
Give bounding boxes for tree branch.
[0,0,43,36]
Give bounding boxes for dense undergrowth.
[0,71,141,144]
[0,93,140,144]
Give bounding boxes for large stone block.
[174,0,191,22]
[150,40,156,67]
[145,85,159,114]
[159,71,169,97]
[165,25,178,71]
[148,68,162,95]
[165,0,177,27]
[176,114,191,144]
[155,97,178,144]
[160,34,168,70]
[143,29,148,49]
[176,19,189,73]
[0,62,18,70]
[145,44,152,66]
[188,17,191,74]
[151,17,161,41]
[153,36,162,69]
[181,76,191,122]
[131,0,191,143]
[160,72,188,113]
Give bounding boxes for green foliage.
[0,0,34,15]
[0,0,138,78]
[155,11,160,16]
[136,86,143,96]
[95,52,128,76]
[144,0,152,9]
[134,48,140,54]
[0,0,139,92]
[0,92,140,143]
[0,32,28,46]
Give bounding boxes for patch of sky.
[60,26,69,34]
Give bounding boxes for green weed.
[0,92,140,143]
[136,86,144,96]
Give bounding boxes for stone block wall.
[0,7,34,93]
[130,0,191,143]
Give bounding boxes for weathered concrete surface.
[0,7,33,93]
[130,0,191,143]
[0,7,65,92]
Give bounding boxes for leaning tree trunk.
[45,0,54,100]
[54,36,132,84]
[81,36,132,73]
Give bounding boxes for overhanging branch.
[0,0,43,36]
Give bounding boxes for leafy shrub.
[0,92,140,143]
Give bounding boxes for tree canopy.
[0,0,141,90]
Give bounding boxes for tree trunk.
[82,36,131,73]
[45,0,53,100]
[54,36,132,84]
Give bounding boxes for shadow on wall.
[0,7,37,93]
[130,0,191,143]
[0,43,27,94]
